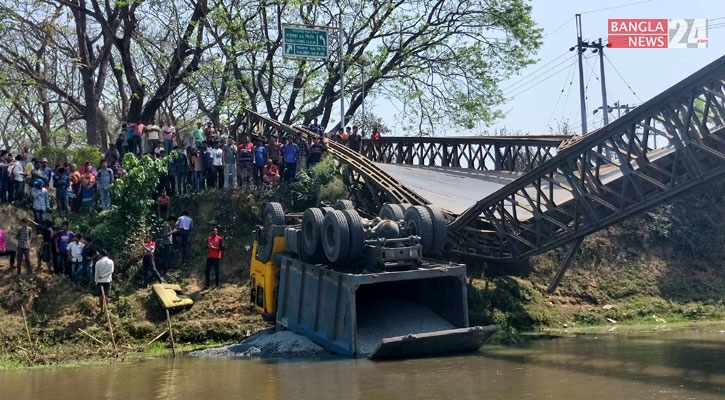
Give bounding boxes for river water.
[3,324,725,399]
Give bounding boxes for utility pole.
[572,15,610,134]
[575,14,586,135]
[597,38,608,126]
[361,64,365,135]
[339,12,345,132]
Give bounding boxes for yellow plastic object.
[249,237,285,319]
[152,283,194,310]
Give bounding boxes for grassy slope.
[2,172,725,365]
[468,178,725,338]
[0,191,269,368]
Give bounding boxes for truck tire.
[379,203,404,221]
[320,206,335,215]
[424,205,448,254]
[334,199,354,210]
[257,202,286,263]
[257,237,274,263]
[404,205,434,252]
[322,210,350,263]
[341,209,364,259]
[398,203,412,213]
[264,202,286,225]
[302,208,325,257]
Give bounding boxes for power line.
[604,54,642,102]
[505,59,578,101]
[543,17,574,39]
[580,0,652,15]
[546,54,578,131]
[504,56,575,94]
[502,50,570,91]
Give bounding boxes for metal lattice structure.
[447,55,725,260]
[238,55,725,266]
[359,135,568,172]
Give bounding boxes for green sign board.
[283,26,329,60]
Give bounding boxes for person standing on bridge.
[348,125,362,153]
[308,118,323,136]
[372,127,382,157]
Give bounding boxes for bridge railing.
[448,55,725,260]
[359,135,569,172]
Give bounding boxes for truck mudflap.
[367,325,500,360]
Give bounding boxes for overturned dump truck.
[249,201,499,359]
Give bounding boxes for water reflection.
[2,324,724,400]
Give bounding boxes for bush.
[73,147,102,167]
[278,156,349,210]
[70,153,168,279]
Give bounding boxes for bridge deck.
[378,146,672,218]
[375,163,522,215]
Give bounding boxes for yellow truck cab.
[249,203,287,320]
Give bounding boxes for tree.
[211,0,541,134]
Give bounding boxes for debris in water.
[191,329,329,359]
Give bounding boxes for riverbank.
[2,176,725,369]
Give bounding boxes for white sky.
[366,0,725,136]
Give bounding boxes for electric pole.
[571,15,609,134]
[598,38,608,126]
[339,11,345,132]
[575,14,586,135]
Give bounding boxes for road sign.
[283,25,329,60]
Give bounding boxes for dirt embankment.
[0,196,269,368]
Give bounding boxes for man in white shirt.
[94,249,114,310]
[67,234,85,283]
[11,155,26,201]
[211,142,224,189]
[162,121,176,153]
[176,211,193,264]
[146,121,161,153]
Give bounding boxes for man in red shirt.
[372,127,382,156]
[157,189,170,218]
[205,227,223,288]
[130,120,146,156]
[262,159,280,184]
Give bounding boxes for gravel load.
[356,297,455,355]
[191,329,328,359]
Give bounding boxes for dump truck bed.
[275,256,498,358]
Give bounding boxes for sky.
[368,0,725,136]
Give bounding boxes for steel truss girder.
[359,135,568,172]
[447,55,725,261]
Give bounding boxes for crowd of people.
[0,116,383,308]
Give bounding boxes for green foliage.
[34,146,73,166]
[72,147,101,168]
[278,156,349,210]
[468,277,561,336]
[70,153,168,278]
